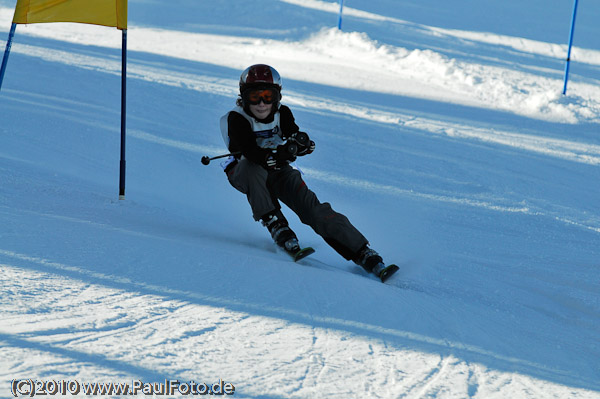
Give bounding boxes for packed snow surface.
[1,0,599,398]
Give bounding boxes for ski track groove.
[398,355,451,399]
[46,298,187,347]
[467,366,480,398]
[417,355,452,398]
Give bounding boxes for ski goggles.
[244,88,278,105]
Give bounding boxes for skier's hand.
[264,150,293,170]
[264,153,278,169]
[292,131,314,156]
[297,140,315,156]
[275,143,297,162]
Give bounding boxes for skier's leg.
[228,159,299,250]
[227,158,279,221]
[270,167,369,260]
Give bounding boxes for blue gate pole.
[337,0,344,30]
[562,0,579,95]
[119,29,127,200]
[0,23,17,92]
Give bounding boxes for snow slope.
[1,0,599,398]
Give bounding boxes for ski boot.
[354,245,399,283]
[261,212,298,250]
[261,212,314,261]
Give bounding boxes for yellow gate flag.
[12,0,127,30]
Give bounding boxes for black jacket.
[227,105,299,166]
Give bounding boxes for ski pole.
[562,0,579,95]
[201,152,238,165]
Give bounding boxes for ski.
[286,246,315,262]
[280,244,396,281]
[378,264,400,283]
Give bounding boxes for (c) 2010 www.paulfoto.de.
[10,378,236,396]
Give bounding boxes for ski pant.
[226,158,368,260]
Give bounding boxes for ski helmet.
[239,64,282,108]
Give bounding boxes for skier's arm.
[227,112,271,166]
[280,105,315,156]
[279,105,300,137]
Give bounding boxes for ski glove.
[297,139,315,156]
[264,153,278,169]
[264,147,295,170]
[275,142,298,162]
[292,131,315,156]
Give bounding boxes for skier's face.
[249,102,273,120]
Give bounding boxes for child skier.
[218,64,397,281]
